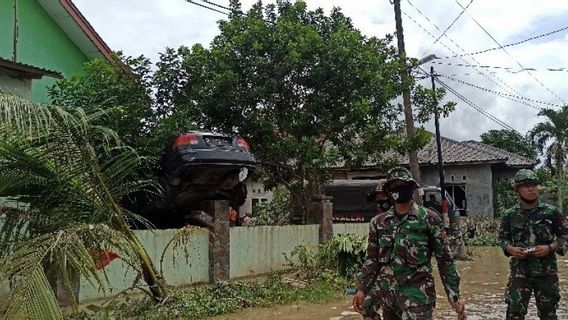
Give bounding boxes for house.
[0,58,62,99]
[334,135,536,218]
[240,181,274,217]
[0,0,113,102]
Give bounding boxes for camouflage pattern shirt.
[499,201,568,276]
[357,204,461,309]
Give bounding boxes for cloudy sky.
[74,0,568,142]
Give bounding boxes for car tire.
[230,183,247,208]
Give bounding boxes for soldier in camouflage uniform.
[354,167,465,320]
[499,169,568,320]
[353,179,393,320]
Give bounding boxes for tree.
[48,53,157,155]
[159,1,412,220]
[480,129,537,160]
[529,107,568,210]
[0,93,167,319]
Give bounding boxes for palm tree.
[0,93,167,319]
[529,107,568,211]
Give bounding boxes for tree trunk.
[125,229,168,302]
[112,210,168,302]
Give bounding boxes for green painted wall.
[79,228,210,302]
[333,223,369,236]
[0,0,90,102]
[229,225,320,278]
[0,1,14,59]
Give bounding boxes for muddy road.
[211,247,568,320]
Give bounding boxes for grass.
[70,273,345,320]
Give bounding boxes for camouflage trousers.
[381,305,433,320]
[505,273,560,320]
[362,287,382,320]
[363,293,433,320]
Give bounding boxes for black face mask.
[390,185,414,203]
[377,199,393,212]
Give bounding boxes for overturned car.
[131,131,256,229]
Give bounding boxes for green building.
[0,0,113,102]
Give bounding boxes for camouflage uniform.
[358,168,461,320]
[499,170,568,320]
[359,216,383,319]
[359,179,389,320]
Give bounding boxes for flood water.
[211,247,568,320]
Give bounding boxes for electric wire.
[402,9,542,111]
[438,24,568,59]
[187,0,228,15]
[432,0,473,45]
[429,61,568,73]
[438,74,565,110]
[200,0,230,11]
[404,1,529,101]
[430,75,519,132]
[452,0,566,104]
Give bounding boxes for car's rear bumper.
[162,149,255,178]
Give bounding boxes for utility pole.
[392,0,422,203]
[431,66,449,228]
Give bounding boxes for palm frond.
[0,224,140,319]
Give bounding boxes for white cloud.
[74,0,568,141]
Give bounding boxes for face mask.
[390,185,414,203]
[377,199,393,212]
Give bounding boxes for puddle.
[211,247,568,319]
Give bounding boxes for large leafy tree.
[160,1,409,219]
[529,107,568,210]
[480,129,537,160]
[0,94,167,319]
[48,54,157,155]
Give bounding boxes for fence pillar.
[202,200,230,282]
[308,195,333,244]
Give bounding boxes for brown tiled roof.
[400,136,535,167]
[416,136,508,165]
[0,58,63,79]
[461,140,536,168]
[336,135,536,169]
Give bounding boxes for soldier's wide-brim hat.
[512,169,540,188]
[366,179,388,201]
[384,166,420,191]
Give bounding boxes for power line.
[402,8,541,110]
[187,0,228,15]
[200,0,230,11]
[438,74,565,110]
[432,0,473,45]
[439,25,568,59]
[427,72,519,133]
[429,60,568,73]
[403,1,531,103]
[452,0,567,105]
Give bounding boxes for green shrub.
[460,218,500,246]
[285,233,367,280]
[71,274,343,320]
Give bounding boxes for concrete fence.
[0,197,367,303]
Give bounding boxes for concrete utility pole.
[392,0,422,200]
[431,66,449,228]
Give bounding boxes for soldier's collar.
[407,203,420,218]
[388,202,419,218]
